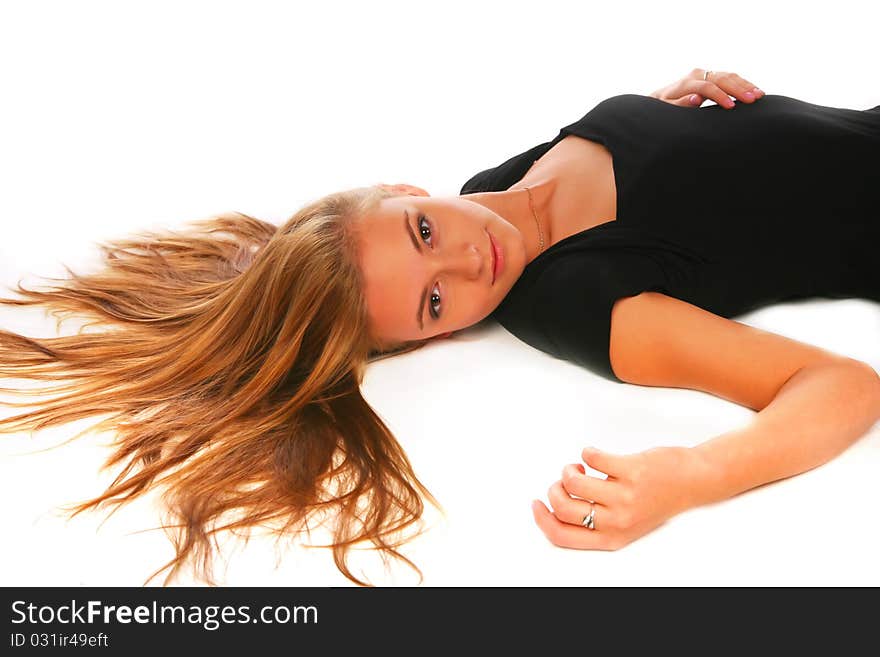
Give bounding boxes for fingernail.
[689,94,699,104]
[575,464,585,474]
[743,91,754,101]
[726,98,736,108]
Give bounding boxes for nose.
[431,242,483,280]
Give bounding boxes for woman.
[1,68,878,585]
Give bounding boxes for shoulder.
[562,94,667,125]
[577,94,658,113]
[459,95,659,195]
[459,140,557,195]
[523,249,669,382]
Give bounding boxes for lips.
[488,231,496,285]
[488,229,501,285]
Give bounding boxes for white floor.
[1,1,878,587]
[2,293,878,586]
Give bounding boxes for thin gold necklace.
[523,186,545,253]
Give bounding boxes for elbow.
[841,358,880,417]
[785,358,880,420]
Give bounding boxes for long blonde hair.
[0,184,439,585]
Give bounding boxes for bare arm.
[533,292,880,549]
[691,360,880,506]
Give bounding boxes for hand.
[532,445,710,550]
[649,68,765,109]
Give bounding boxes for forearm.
[687,361,880,507]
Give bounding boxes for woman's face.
[355,185,528,347]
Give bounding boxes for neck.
[461,177,555,264]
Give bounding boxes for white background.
[1,0,878,586]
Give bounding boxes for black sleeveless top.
[459,94,880,383]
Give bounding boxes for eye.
[418,213,433,247]
[429,282,441,320]
[418,213,441,320]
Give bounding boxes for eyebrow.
[404,209,428,332]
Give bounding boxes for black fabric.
[459,94,880,382]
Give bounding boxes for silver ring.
[703,69,712,81]
[581,503,596,530]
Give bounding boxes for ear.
[375,183,430,197]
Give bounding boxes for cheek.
[464,287,496,323]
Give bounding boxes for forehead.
[356,197,422,344]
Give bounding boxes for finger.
[547,479,600,525]
[581,446,629,478]
[658,78,715,105]
[664,77,736,109]
[656,93,703,108]
[676,93,705,107]
[693,80,737,109]
[561,463,617,503]
[706,72,764,104]
[531,500,608,549]
[718,72,764,102]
